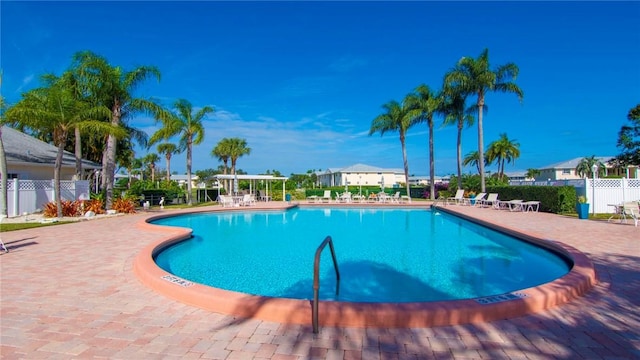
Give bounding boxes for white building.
[316,164,405,188]
[537,156,638,181]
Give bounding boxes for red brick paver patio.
[1,203,638,359]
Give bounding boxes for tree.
[616,104,640,166]
[6,77,117,218]
[575,155,606,178]
[525,168,541,180]
[150,99,214,205]
[227,138,251,176]
[405,84,444,200]
[444,48,524,192]
[143,153,160,183]
[462,151,482,175]
[157,142,179,182]
[370,99,415,197]
[72,51,162,209]
[485,133,521,180]
[441,83,475,190]
[212,139,232,191]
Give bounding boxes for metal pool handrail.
[312,236,340,334]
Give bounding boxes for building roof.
[540,156,615,170]
[1,125,101,169]
[321,163,404,174]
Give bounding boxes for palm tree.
[143,153,160,183]
[150,99,214,205]
[441,85,475,190]
[157,142,179,182]
[71,51,162,209]
[369,99,415,197]
[444,48,524,192]
[525,168,541,180]
[462,151,482,175]
[6,77,117,218]
[405,84,443,200]
[485,133,521,180]
[212,139,232,191]
[227,138,251,176]
[575,155,606,178]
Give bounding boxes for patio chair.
[320,190,332,203]
[447,189,465,205]
[480,193,499,209]
[621,201,639,227]
[241,194,256,206]
[217,195,234,208]
[469,192,486,207]
[391,192,401,203]
[0,216,8,252]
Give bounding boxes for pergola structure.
[213,174,289,201]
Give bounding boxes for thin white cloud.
[16,74,35,93]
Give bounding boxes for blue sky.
[2,1,639,177]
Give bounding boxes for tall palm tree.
[441,86,475,190]
[485,133,521,180]
[405,84,443,200]
[71,51,162,209]
[6,78,117,218]
[212,139,232,191]
[369,99,415,197]
[150,99,214,205]
[444,48,524,192]
[157,142,179,182]
[227,138,251,176]
[575,155,605,178]
[525,168,541,180]
[143,153,160,183]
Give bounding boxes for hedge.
[485,185,577,214]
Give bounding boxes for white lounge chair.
[391,192,401,203]
[523,201,540,212]
[338,192,352,203]
[480,193,499,208]
[469,193,486,207]
[320,190,332,203]
[446,189,465,205]
[500,199,524,211]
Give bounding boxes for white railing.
[5,179,90,217]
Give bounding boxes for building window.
[562,169,571,175]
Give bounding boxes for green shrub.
[486,185,576,213]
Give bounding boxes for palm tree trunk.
[477,94,486,193]
[55,141,65,218]
[186,138,193,205]
[456,122,463,190]
[104,101,121,210]
[400,133,410,198]
[74,126,82,179]
[165,154,171,182]
[0,129,8,217]
[428,120,435,200]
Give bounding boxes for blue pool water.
[153,208,571,303]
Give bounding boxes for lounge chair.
[500,199,524,211]
[446,189,465,205]
[338,192,352,203]
[523,201,540,212]
[469,192,486,207]
[480,193,499,208]
[391,192,401,203]
[621,201,639,227]
[320,190,332,203]
[307,195,319,203]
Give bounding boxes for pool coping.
[133,204,597,328]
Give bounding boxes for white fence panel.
[583,178,640,214]
[6,179,90,217]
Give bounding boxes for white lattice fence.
[583,178,640,213]
[6,179,90,217]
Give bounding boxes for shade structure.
[213,174,289,201]
[233,174,239,195]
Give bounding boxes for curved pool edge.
[133,205,597,328]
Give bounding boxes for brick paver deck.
[1,203,638,359]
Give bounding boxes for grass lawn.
[0,221,73,232]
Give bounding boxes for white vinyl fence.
[581,178,640,214]
[6,179,90,217]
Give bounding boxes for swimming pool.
[152,208,571,303]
